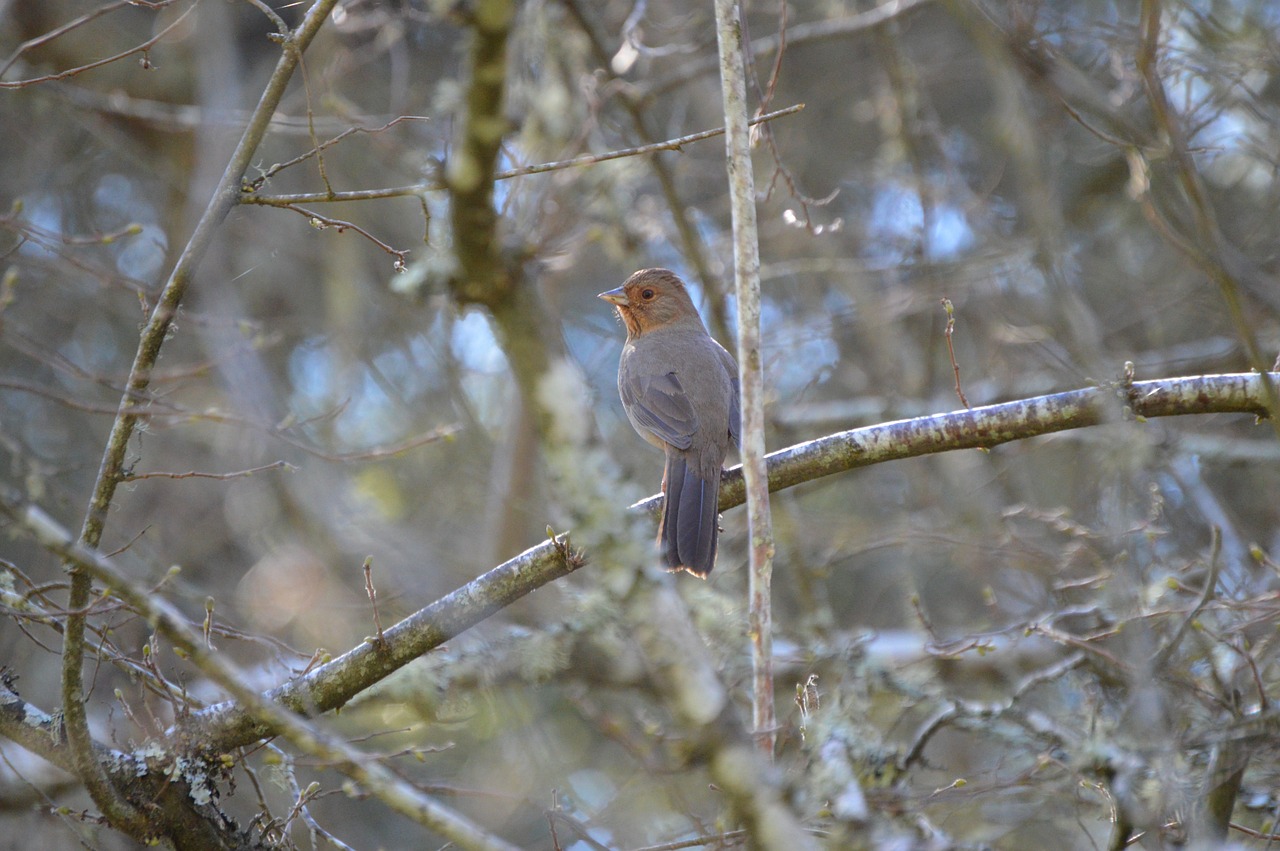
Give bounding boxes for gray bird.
[599,269,741,577]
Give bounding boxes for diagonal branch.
[187,534,583,751]
[61,0,340,838]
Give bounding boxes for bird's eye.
[641,288,655,300]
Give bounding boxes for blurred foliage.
[2,0,1280,847]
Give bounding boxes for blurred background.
[2,0,1280,847]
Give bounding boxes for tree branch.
[713,0,776,757]
[189,534,583,751]
[60,0,340,839]
[240,105,804,206]
[707,371,1277,510]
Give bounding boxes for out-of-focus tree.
[1,0,1279,848]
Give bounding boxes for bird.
[599,268,741,577]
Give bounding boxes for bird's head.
[598,268,699,339]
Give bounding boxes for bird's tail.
[660,453,721,578]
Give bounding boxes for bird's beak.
[597,287,629,306]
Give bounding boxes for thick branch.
[0,672,79,777]
[712,371,1277,509]
[0,671,261,850]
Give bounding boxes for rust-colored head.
[598,268,700,339]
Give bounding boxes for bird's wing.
[621,369,697,451]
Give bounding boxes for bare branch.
[119,460,296,483]
[0,2,197,89]
[242,105,803,206]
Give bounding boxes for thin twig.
[280,203,410,267]
[245,116,430,191]
[362,557,385,646]
[903,651,1086,768]
[0,2,195,89]
[743,8,839,229]
[1151,526,1222,670]
[941,298,970,408]
[120,460,296,482]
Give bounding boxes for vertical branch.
[60,0,341,837]
[713,0,775,755]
